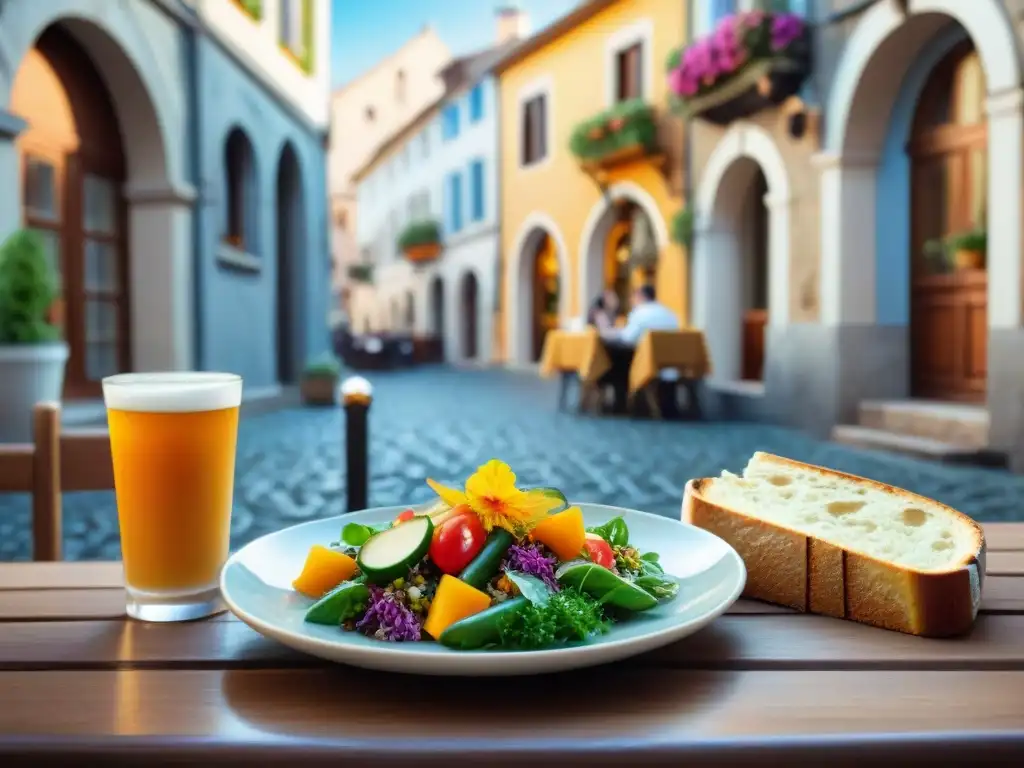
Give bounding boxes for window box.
[667,10,810,125]
[398,219,443,264]
[570,99,660,173]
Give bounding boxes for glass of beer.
[102,372,242,622]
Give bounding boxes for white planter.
[0,343,69,443]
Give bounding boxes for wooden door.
[908,42,987,402]
[13,27,130,399]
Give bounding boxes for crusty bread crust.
[682,452,986,637]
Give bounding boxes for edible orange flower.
[426,460,564,536]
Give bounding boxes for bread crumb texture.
[704,453,977,572]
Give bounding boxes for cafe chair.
[0,402,113,561]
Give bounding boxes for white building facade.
[328,28,451,323]
[353,47,515,364]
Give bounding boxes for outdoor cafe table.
[1,523,1024,765]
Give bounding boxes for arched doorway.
[822,0,1020,419]
[276,142,303,384]
[461,272,479,360]
[530,235,560,362]
[508,215,569,365]
[430,275,445,357]
[578,183,669,322]
[12,25,129,397]
[692,124,791,385]
[909,41,987,401]
[404,290,415,331]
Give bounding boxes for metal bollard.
[341,376,372,513]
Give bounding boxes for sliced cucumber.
[356,516,434,585]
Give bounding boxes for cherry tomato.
[583,532,616,569]
[429,510,487,574]
[393,509,416,525]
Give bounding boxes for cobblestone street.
[3,367,1024,561]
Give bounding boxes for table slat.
[983,523,1024,551]
[0,668,1021,764]
[1,613,1022,671]
[0,562,123,590]
[986,550,1024,575]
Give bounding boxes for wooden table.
[538,329,611,412]
[1,524,1024,765]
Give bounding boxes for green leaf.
[587,516,629,548]
[639,551,664,575]
[505,571,552,606]
[635,574,679,600]
[340,522,389,547]
[555,562,657,612]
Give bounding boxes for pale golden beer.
[102,372,242,621]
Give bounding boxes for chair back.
[0,402,113,561]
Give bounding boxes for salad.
[290,459,679,650]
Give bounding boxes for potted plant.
[398,220,442,264]
[0,230,68,443]
[569,99,658,169]
[945,228,987,270]
[922,238,951,274]
[300,354,343,406]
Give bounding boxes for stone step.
[831,424,1007,468]
[857,399,989,447]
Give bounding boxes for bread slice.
[682,452,985,637]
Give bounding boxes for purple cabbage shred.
[355,587,422,642]
[503,543,560,591]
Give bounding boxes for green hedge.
[398,219,442,250]
[569,99,658,162]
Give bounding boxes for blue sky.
[331,0,582,87]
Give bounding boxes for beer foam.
[102,372,243,413]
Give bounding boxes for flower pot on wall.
[300,374,339,406]
[0,343,69,442]
[404,242,442,264]
[954,249,985,271]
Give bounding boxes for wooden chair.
[0,402,113,561]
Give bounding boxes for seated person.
[600,284,681,416]
[586,289,620,333]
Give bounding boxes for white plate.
[220,503,746,676]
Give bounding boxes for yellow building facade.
[495,0,687,365]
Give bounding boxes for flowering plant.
[569,99,658,163]
[667,10,808,102]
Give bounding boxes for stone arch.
[1,5,193,372]
[691,123,792,383]
[506,212,570,366]
[820,0,1022,328]
[577,181,670,312]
